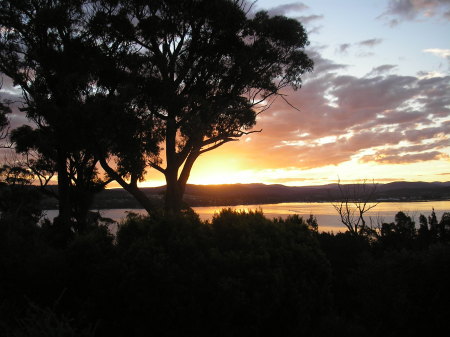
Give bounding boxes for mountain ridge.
[39,181,450,209]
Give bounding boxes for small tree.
[332,179,379,236]
[0,163,42,223]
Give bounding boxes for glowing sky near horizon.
[2,0,450,187]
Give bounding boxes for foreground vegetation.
[1,198,449,336]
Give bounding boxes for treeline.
[1,186,449,336]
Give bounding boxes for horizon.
[103,179,450,190]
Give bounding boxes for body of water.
[44,200,450,233]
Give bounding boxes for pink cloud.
[381,0,450,24]
[230,51,450,170]
[360,151,449,164]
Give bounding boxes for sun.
[187,154,248,185]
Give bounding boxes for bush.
[347,244,450,337]
[114,209,332,337]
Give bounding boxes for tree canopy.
[0,0,115,228]
[94,0,313,213]
[1,0,313,217]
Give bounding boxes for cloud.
[358,38,383,47]
[306,25,323,35]
[0,79,28,131]
[336,43,351,54]
[424,48,450,65]
[229,50,450,171]
[416,70,447,79]
[295,14,324,35]
[1,48,450,176]
[381,0,450,25]
[335,39,383,55]
[307,49,348,73]
[266,177,320,183]
[366,64,398,76]
[296,14,324,24]
[267,2,309,16]
[360,151,448,164]
[359,138,450,165]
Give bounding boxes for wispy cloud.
[296,14,324,24]
[360,151,448,164]
[423,48,450,61]
[267,2,309,16]
[367,64,398,76]
[380,0,450,25]
[336,43,351,54]
[358,38,383,47]
[335,38,383,55]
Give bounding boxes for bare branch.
[332,178,379,236]
[280,94,301,112]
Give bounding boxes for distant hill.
[40,181,450,209]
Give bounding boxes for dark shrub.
[114,209,332,337]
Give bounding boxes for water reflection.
[43,200,450,233]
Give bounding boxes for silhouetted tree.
[95,0,313,213]
[0,81,11,148]
[11,125,109,231]
[0,163,42,223]
[428,208,439,241]
[417,213,431,247]
[438,212,450,242]
[380,211,416,250]
[0,0,113,229]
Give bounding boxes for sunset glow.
[174,0,450,186]
[2,0,450,188]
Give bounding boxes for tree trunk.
[164,168,182,214]
[99,158,155,215]
[72,188,94,232]
[164,150,200,215]
[127,184,155,215]
[56,150,71,224]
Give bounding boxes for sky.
[2,0,450,187]
[175,0,450,187]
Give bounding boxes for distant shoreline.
[42,197,450,211]
[39,181,450,210]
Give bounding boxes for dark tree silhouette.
[0,0,112,229]
[95,0,314,213]
[0,82,11,148]
[1,0,313,216]
[0,163,43,223]
[380,211,416,249]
